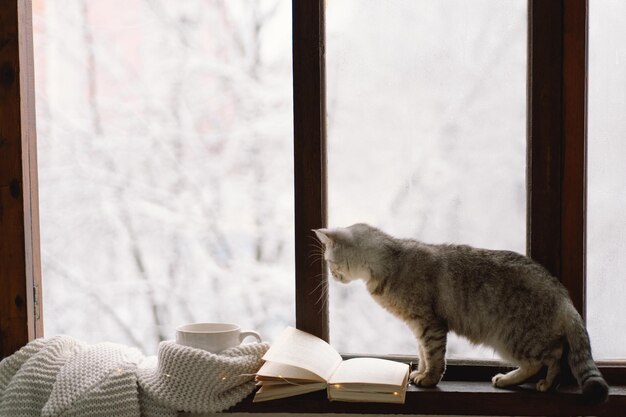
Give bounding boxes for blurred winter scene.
[33,0,625,359]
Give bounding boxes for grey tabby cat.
[314,223,609,404]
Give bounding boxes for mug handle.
[239,330,262,344]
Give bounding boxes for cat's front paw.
[409,370,424,381]
[491,373,507,387]
[411,371,441,387]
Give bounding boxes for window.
[587,0,626,360]
[32,0,295,353]
[325,0,526,357]
[294,0,592,347]
[2,0,625,414]
[288,0,626,412]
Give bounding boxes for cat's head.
[313,223,387,284]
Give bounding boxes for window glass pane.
[587,0,626,360]
[34,0,294,353]
[326,0,527,356]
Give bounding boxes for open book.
[254,327,410,404]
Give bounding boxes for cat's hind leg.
[537,357,560,392]
[492,362,542,388]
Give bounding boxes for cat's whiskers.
[308,246,324,253]
[307,241,326,267]
[307,234,325,246]
[308,258,324,268]
[306,249,324,264]
[308,273,328,295]
[307,240,326,256]
[302,270,331,313]
[315,279,330,313]
[307,232,336,314]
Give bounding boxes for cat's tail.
[564,305,609,404]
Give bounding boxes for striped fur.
[563,306,608,403]
[314,224,608,404]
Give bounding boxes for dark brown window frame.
[1,0,625,415]
[284,0,626,414]
[293,0,593,338]
[0,0,43,359]
[294,0,587,347]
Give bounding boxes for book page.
[327,388,406,404]
[253,382,327,402]
[262,327,343,381]
[328,357,409,388]
[256,360,325,382]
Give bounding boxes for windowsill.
[178,360,626,415]
[226,381,626,416]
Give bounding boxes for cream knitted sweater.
[0,336,269,417]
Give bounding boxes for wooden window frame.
[292,0,592,342]
[259,0,626,414]
[1,0,625,414]
[0,0,43,359]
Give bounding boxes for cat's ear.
[313,228,334,245]
[314,227,350,245]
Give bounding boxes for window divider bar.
[560,0,587,320]
[527,0,565,281]
[528,0,587,318]
[292,0,329,341]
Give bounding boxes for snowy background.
[32,0,625,359]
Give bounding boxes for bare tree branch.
[43,251,145,349]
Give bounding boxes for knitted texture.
[137,341,269,414]
[138,389,176,417]
[42,342,144,417]
[0,336,85,417]
[0,336,268,417]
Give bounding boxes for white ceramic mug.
[175,322,262,352]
